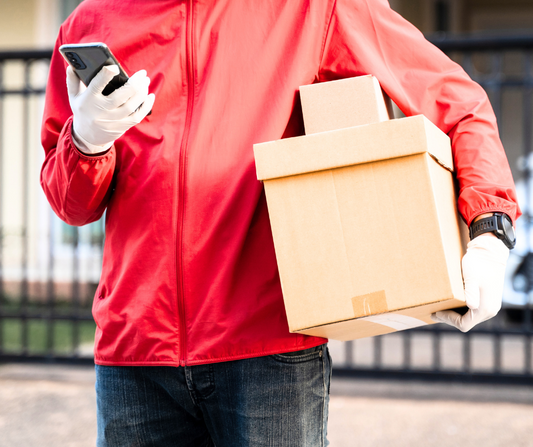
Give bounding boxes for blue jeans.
[96,344,331,446]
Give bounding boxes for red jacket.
[41,0,520,366]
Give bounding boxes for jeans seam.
[184,366,198,406]
[322,348,330,447]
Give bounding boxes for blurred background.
[0,0,532,446]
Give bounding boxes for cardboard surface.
[254,75,467,340]
[263,153,465,334]
[300,75,393,134]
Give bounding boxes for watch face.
[502,214,516,243]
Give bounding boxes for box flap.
[254,115,453,181]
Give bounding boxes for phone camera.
[65,52,87,70]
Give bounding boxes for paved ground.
[0,364,97,447]
[328,378,533,447]
[1,363,533,447]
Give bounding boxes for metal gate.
[0,49,98,364]
[1,37,533,381]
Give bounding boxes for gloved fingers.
[461,247,480,310]
[106,70,150,110]
[87,65,121,96]
[98,93,155,130]
[129,92,155,122]
[93,93,155,136]
[66,66,83,97]
[114,79,151,119]
[464,277,480,310]
[431,309,477,332]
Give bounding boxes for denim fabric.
[96,344,331,447]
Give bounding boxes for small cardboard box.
[254,76,467,340]
[300,75,393,134]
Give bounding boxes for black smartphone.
[59,42,129,96]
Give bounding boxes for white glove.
[431,234,509,332]
[66,65,155,154]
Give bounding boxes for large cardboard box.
[254,76,467,340]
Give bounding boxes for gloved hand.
[66,65,155,154]
[431,234,509,332]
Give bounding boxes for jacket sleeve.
[40,29,116,227]
[319,0,521,226]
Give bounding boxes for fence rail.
[1,37,533,381]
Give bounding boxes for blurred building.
[392,0,533,35]
[0,0,81,49]
[2,0,533,50]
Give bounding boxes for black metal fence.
[1,37,533,381]
[0,49,98,364]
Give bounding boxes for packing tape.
[360,313,427,331]
[352,290,388,317]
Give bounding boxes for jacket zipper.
[177,0,195,366]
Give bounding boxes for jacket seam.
[317,0,337,80]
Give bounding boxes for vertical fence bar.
[46,208,55,356]
[45,57,56,357]
[433,331,441,371]
[523,53,533,254]
[463,332,471,373]
[490,51,504,376]
[0,59,4,353]
[494,333,502,374]
[374,335,382,369]
[344,340,353,367]
[20,60,31,356]
[526,295,532,375]
[490,52,504,127]
[72,227,80,355]
[403,331,411,370]
[518,40,530,369]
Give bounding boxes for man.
[41,0,520,445]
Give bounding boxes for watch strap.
[469,215,498,240]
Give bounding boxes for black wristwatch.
[468,212,516,249]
